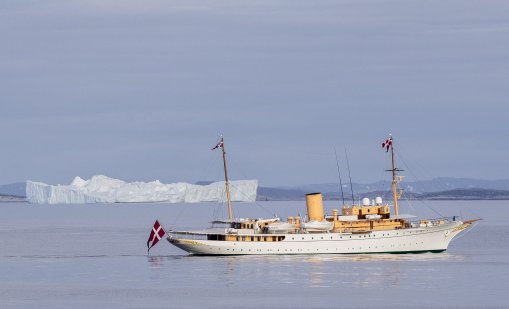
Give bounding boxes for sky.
[0,0,508,187]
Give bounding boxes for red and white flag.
[211,137,224,150]
[147,220,166,254]
[382,135,392,152]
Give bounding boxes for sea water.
[0,200,507,308]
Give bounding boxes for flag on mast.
[211,137,224,150]
[382,135,393,152]
[147,220,166,254]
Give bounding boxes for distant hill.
[257,178,509,201]
[419,188,509,200]
[290,177,509,195]
[256,187,509,201]
[0,182,26,198]
[257,187,307,201]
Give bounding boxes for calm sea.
[0,200,507,308]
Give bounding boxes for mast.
[390,137,399,216]
[221,138,233,222]
[333,147,345,205]
[344,147,355,205]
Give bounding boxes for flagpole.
[221,138,233,223]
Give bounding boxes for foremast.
[384,134,402,217]
[221,139,233,223]
[212,135,233,223]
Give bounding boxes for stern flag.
[211,137,224,150]
[147,220,166,254]
[382,135,393,152]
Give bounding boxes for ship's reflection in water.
[148,252,464,289]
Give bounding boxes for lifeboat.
[301,220,333,232]
[267,222,296,234]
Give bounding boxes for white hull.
[168,221,469,255]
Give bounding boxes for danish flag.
[211,137,224,150]
[147,220,166,254]
[382,135,392,152]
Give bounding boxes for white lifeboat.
[267,222,296,234]
[301,220,333,232]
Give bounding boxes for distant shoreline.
[0,195,25,202]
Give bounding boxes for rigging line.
[169,201,187,230]
[225,156,276,215]
[213,188,228,221]
[375,165,386,194]
[169,184,191,229]
[220,188,228,219]
[212,137,274,219]
[334,146,346,205]
[226,167,276,214]
[198,144,223,185]
[379,152,393,193]
[376,154,391,202]
[451,222,477,242]
[228,182,274,217]
[396,152,444,218]
[344,146,355,205]
[224,153,275,218]
[397,151,444,193]
[399,184,418,216]
[211,186,219,220]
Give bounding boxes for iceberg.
[26,175,258,204]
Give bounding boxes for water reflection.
[147,255,183,268]
[147,252,465,289]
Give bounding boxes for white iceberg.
[26,175,258,204]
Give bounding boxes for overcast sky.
[1,0,508,186]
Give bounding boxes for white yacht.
[165,135,479,255]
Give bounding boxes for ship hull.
[168,221,470,255]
